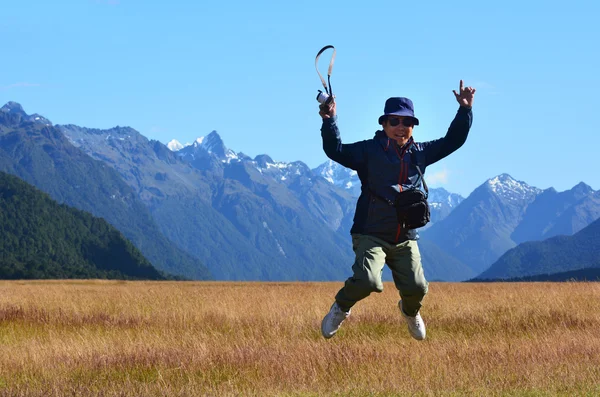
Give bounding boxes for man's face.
[383,116,414,146]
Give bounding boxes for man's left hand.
[453,80,476,108]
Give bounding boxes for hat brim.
[378,113,420,126]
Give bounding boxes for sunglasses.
[387,117,415,127]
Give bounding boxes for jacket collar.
[375,130,415,155]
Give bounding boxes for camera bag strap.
[415,165,429,199]
[411,147,429,199]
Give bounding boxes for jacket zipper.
[393,143,404,241]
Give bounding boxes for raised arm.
[319,98,366,170]
[422,80,476,166]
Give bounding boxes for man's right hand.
[319,97,336,119]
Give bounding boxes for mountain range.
[2,101,599,282]
[420,175,600,276]
[476,216,600,280]
[0,102,210,280]
[57,124,357,281]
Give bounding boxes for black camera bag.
[394,187,430,229]
[394,164,430,229]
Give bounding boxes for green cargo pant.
[335,234,428,316]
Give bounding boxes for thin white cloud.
[426,169,449,185]
[468,80,498,95]
[0,82,41,90]
[469,80,495,90]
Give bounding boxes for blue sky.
[1,0,598,197]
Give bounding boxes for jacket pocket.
[364,195,398,236]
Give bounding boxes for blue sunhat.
[378,97,420,125]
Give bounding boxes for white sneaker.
[321,302,351,339]
[399,301,426,340]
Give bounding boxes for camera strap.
[315,45,336,96]
[411,148,429,199]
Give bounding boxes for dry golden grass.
[0,280,599,396]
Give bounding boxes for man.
[319,80,475,340]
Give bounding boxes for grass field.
[0,280,599,396]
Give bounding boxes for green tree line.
[0,171,168,280]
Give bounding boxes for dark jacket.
[321,106,472,243]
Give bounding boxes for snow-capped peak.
[251,155,311,179]
[428,187,464,207]
[167,139,184,151]
[200,131,226,157]
[1,101,26,114]
[486,174,541,202]
[1,102,52,126]
[313,160,360,196]
[167,137,204,152]
[172,131,242,164]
